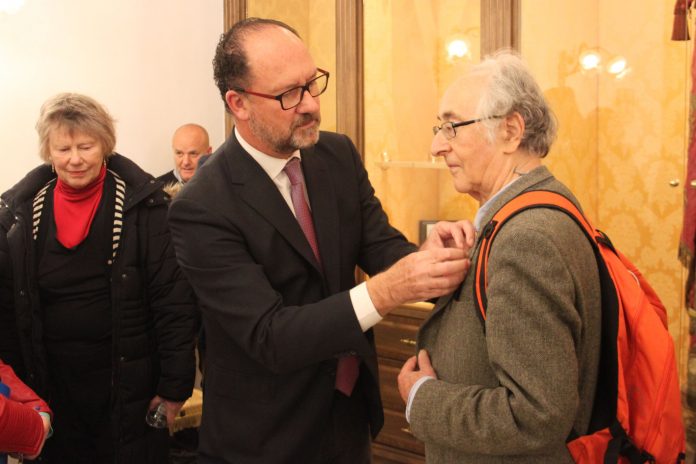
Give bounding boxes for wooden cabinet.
[372,303,432,464]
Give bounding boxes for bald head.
[172,123,211,182]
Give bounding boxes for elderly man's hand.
[398,350,437,403]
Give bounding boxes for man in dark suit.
[157,123,212,186]
[167,17,472,464]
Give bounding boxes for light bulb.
[0,0,24,14]
[447,39,469,60]
[579,51,601,70]
[607,57,627,75]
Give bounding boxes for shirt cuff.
[405,376,435,423]
[350,282,382,332]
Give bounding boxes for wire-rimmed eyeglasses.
[432,115,504,140]
[234,68,330,110]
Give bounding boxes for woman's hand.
[148,395,185,429]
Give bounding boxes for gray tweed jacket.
[410,166,602,463]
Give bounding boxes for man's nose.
[430,131,450,158]
[296,88,320,113]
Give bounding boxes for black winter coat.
[0,154,197,462]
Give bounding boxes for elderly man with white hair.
[398,52,602,463]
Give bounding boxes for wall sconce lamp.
[445,27,479,63]
[0,0,24,14]
[447,39,470,60]
[606,56,629,78]
[579,50,602,71]
[578,45,630,79]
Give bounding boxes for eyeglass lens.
[281,73,329,109]
[432,122,456,139]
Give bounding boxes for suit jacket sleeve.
[167,133,415,375]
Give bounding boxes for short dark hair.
[213,17,300,113]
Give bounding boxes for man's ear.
[501,112,524,153]
[225,90,249,121]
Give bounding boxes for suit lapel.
[224,136,322,273]
[301,146,340,293]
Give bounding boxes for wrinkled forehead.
[438,73,489,120]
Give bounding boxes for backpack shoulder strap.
[474,190,598,321]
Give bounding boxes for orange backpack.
[474,190,686,463]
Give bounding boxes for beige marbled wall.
[364,0,480,243]
[521,1,691,376]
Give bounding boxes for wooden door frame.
[481,0,520,54]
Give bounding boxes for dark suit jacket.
[168,131,415,463]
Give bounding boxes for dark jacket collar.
[477,165,554,230]
[107,153,163,211]
[2,153,162,213]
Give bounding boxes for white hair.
[473,51,557,157]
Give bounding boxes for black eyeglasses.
[432,115,504,140]
[234,68,330,110]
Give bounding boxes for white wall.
[0,0,224,191]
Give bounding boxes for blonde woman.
[0,93,196,463]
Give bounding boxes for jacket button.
[19,290,25,296]
[121,273,127,279]
[120,356,126,362]
[148,198,154,204]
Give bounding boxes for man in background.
[158,122,211,464]
[158,123,212,186]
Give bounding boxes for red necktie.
[284,158,321,264]
[283,158,359,396]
